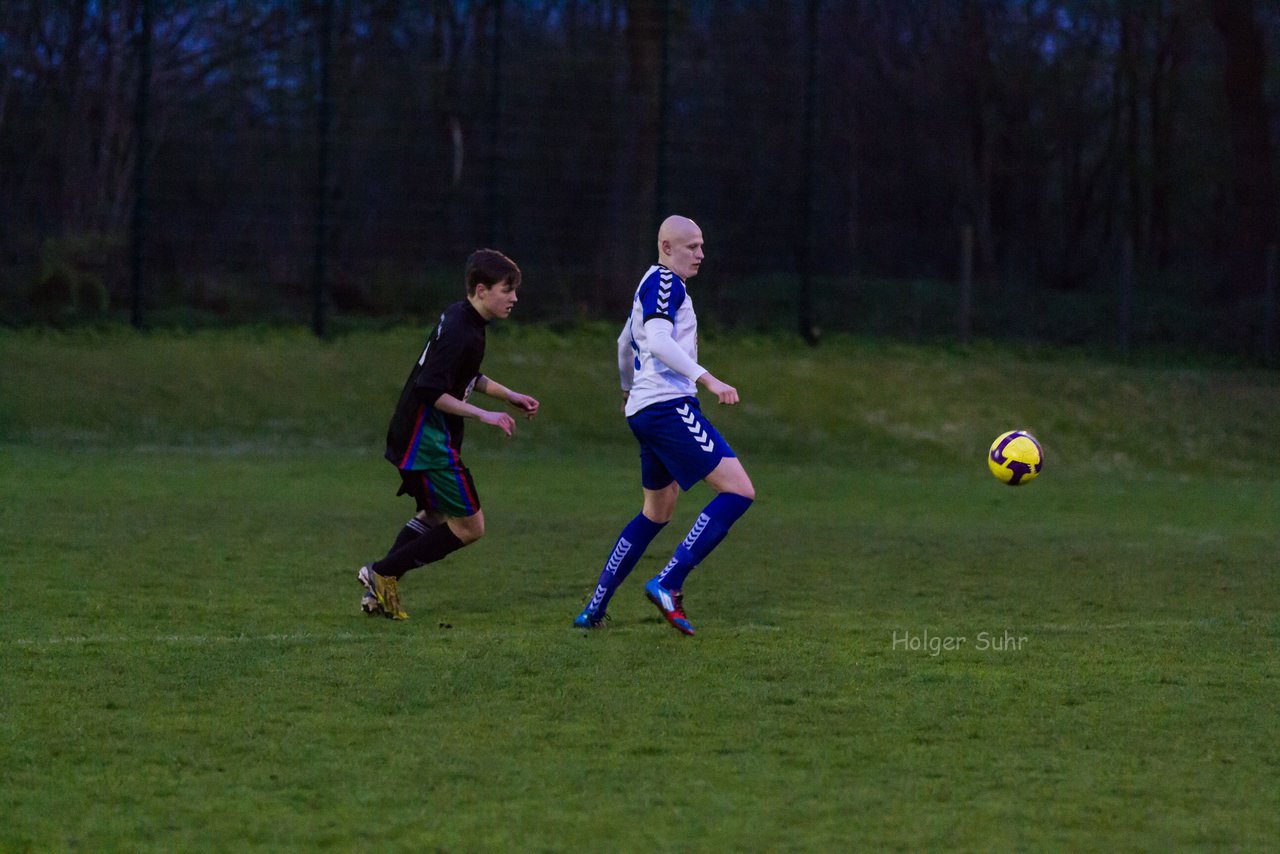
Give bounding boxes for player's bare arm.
[696,372,739,405]
[475,375,540,419]
[433,391,517,436]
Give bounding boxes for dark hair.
[465,249,521,295]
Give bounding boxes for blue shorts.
[627,396,735,491]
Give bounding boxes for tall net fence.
[2,1,1278,359]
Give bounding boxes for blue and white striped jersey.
[618,265,705,417]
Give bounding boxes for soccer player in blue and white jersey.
[574,216,755,634]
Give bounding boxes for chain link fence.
[2,2,1277,361]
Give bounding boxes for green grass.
[2,326,1278,851]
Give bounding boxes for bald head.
[657,215,705,281]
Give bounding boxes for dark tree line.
[1,1,1277,355]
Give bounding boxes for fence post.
[653,0,671,226]
[797,0,820,345]
[486,0,505,247]
[129,0,153,329]
[312,0,334,338]
[958,223,973,345]
[1119,234,1134,357]
[1265,243,1277,366]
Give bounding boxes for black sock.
[373,524,466,579]
[385,517,433,560]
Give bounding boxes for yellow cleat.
[360,591,385,616]
[357,565,409,621]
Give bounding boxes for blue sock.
[586,513,666,615]
[655,492,753,591]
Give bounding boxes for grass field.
[2,326,1278,851]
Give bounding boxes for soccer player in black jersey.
[358,249,539,620]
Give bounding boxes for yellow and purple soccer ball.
[987,430,1044,486]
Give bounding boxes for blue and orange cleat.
[644,578,695,636]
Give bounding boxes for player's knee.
[642,485,678,523]
[726,476,755,503]
[645,507,674,524]
[449,515,485,544]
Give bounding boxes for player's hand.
[479,410,516,436]
[508,392,540,420]
[700,374,740,405]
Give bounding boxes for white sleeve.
[617,322,635,391]
[643,317,706,382]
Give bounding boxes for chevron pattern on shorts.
[676,402,715,453]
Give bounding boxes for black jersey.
[385,299,489,470]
